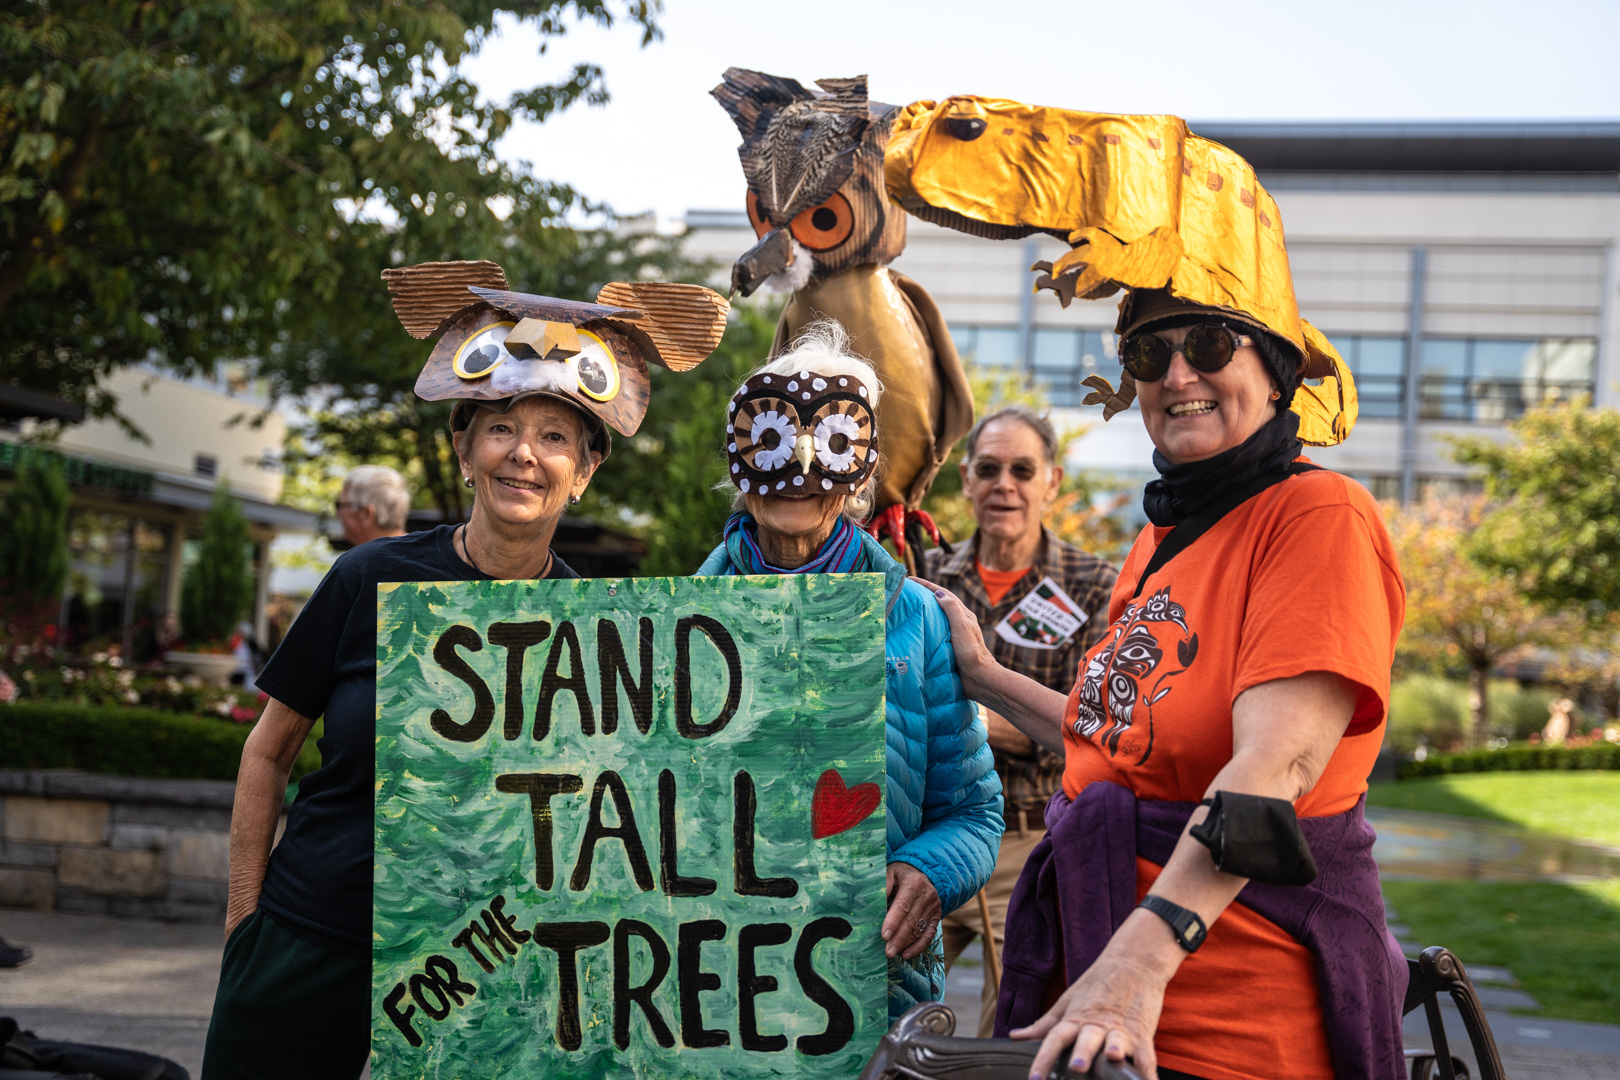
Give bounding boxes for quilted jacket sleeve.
[891,585,1005,915]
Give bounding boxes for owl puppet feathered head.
[384,260,730,457]
[885,97,1359,446]
[713,69,907,297]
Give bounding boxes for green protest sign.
[372,574,889,1080]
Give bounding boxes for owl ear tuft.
[381,260,508,339]
[595,282,730,373]
[712,67,815,142]
[813,75,869,117]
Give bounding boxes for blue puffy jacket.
[696,528,1004,1017]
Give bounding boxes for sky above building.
[466,0,1620,224]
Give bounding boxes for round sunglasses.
[1119,324,1255,382]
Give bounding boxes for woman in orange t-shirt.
[922,286,1408,1080]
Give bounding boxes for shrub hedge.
[1,702,321,782]
[1399,740,1620,779]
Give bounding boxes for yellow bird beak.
[793,432,815,474]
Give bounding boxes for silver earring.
[569,495,580,505]
[463,477,474,488]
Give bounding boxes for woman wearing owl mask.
[695,320,1003,1021]
[204,264,728,1079]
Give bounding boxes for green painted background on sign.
[372,574,889,1080]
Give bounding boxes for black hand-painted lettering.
[659,769,716,897]
[430,624,495,742]
[537,620,596,738]
[488,621,551,740]
[424,955,476,1007]
[794,917,855,1056]
[613,919,675,1050]
[677,919,730,1049]
[570,771,654,892]
[533,922,611,1052]
[382,982,422,1048]
[490,895,531,945]
[496,773,584,890]
[598,617,654,735]
[409,970,452,1020]
[674,614,742,738]
[734,771,798,898]
[450,924,496,974]
[738,923,791,1052]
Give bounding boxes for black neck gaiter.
[1142,409,1303,527]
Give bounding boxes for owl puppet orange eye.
[745,190,773,238]
[789,193,854,251]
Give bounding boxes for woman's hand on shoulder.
[908,577,993,692]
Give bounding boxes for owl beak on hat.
[731,228,794,298]
[505,318,580,361]
[793,431,815,474]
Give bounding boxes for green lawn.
[1382,878,1620,1024]
[1369,771,1620,1024]
[1367,771,1620,848]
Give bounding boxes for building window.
[951,325,1021,368]
[1332,336,1407,420]
[1418,337,1596,421]
[195,453,217,478]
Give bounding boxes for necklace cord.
[459,523,553,580]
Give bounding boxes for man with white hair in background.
[334,465,410,548]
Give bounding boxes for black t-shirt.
[255,525,577,957]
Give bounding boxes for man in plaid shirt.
[923,404,1116,1036]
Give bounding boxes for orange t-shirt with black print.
[1060,465,1405,1080]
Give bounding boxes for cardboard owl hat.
[884,97,1358,446]
[384,261,730,457]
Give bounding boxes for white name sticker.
[993,576,1088,651]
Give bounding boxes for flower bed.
[1,701,321,782]
[6,647,260,720]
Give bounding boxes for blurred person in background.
[924,404,1117,1036]
[333,464,410,548]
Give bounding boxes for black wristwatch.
[1137,895,1208,953]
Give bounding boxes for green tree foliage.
[0,0,670,489]
[1453,399,1620,615]
[180,484,254,647]
[581,301,780,576]
[0,456,70,641]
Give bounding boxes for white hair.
[729,319,884,520]
[343,465,411,530]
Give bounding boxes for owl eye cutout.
[810,399,875,475]
[789,192,854,252]
[746,190,773,238]
[569,329,620,403]
[452,321,516,379]
[733,395,799,472]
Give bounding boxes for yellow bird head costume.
[884,97,1357,446]
[383,260,730,457]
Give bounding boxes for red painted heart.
[811,769,882,839]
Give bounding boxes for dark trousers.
[202,909,368,1080]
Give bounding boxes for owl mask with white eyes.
[727,370,879,497]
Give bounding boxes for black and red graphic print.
[1072,587,1199,764]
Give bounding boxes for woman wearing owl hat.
[891,102,1408,1080]
[203,264,729,1079]
[695,319,1002,1022]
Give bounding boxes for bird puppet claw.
[864,506,944,559]
[1081,371,1138,420]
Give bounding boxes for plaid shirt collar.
[932,526,1068,613]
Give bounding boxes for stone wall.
[0,770,275,922]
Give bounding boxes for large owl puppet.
[714,69,975,570]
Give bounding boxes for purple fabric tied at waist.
[994,781,1408,1080]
